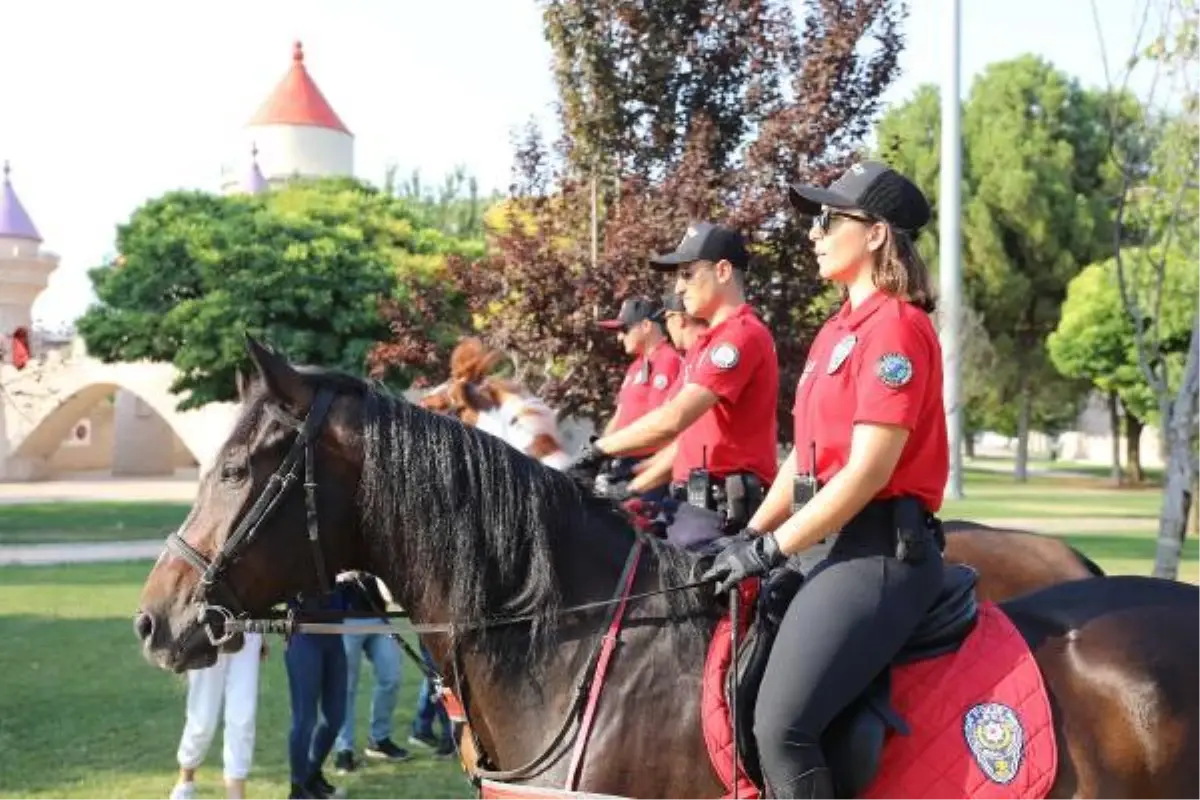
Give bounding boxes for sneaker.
[305,771,344,799]
[333,749,358,775]
[406,731,442,752]
[364,737,411,762]
[169,782,197,800]
[435,739,456,759]
[287,784,312,800]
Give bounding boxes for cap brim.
[788,184,857,215]
[597,319,624,330]
[648,251,696,271]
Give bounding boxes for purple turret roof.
[0,162,42,242]
[243,144,268,194]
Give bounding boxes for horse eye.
[220,462,248,483]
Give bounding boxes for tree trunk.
[964,425,976,458]
[1153,320,1199,580]
[1014,387,1032,483]
[1109,390,1124,486]
[1124,409,1144,484]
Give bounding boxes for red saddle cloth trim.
[701,579,762,800]
[862,601,1057,799]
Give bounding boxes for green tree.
[1093,0,1199,577]
[78,177,472,408]
[877,56,1122,481]
[384,164,501,240]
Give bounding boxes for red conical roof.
[248,41,351,135]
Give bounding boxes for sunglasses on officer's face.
[815,208,878,235]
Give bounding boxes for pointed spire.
[248,40,351,134]
[0,161,43,242]
[242,142,268,194]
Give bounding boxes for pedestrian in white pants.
[169,633,265,800]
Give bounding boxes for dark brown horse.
[135,340,1198,798]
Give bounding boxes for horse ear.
[245,335,311,413]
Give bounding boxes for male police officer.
[597,295,681,468]
[572,222,780,550]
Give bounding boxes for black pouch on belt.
[892,497,935,564]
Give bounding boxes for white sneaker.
[169,782,197,800]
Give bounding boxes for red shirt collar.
[832,290,891,331]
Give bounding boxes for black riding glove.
[567,440,610,486]
[701,529,786,595]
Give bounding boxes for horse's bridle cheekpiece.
[165,388,337,646]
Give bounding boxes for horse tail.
[1071,546,1107,577]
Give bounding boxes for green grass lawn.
[0,502,190,545]
[0,561,470,800]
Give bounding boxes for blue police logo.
[652,373,668,390]
[827,335,856,374]
[875,352,913,388]
[963,702,1024,785]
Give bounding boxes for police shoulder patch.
[875,352,913,388]
[652,373,669,390]
[710,342,740,370]
[963,702,1025,785]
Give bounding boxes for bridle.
[165,387,337,646]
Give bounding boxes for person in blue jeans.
[409,643,455,757]
[285,587,350,800]
[332,573,410,773]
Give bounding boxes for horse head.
[134,336,367,672]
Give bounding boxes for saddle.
[727,560,980,797]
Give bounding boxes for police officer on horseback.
[571,222,780,551]
[701,162,948,799]
[595,295,681,501]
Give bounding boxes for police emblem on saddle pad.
[964,702,1025,785]
[701,602,1058,800]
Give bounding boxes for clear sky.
[0,0,1152,329]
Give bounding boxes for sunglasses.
[814,209,878,235]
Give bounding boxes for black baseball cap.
[788,161,931,234]
[661,292,686,313]
[598,296,665,330]
[648,221,750,272]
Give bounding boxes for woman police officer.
[701,161,948,799]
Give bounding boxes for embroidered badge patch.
[711,343,740,370]
[827,335,857,374]
[875,352,913,388]
[963,702,1024,785]
[653,374,669,390]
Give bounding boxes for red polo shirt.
[792,291,948,512]
[673,304,779,485]
[611,341,682,457]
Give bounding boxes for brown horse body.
[135,340,1198,798]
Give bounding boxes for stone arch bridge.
[1,342,239,481]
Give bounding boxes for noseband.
[165,388,337,646]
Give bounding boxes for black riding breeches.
[752,526,944,798]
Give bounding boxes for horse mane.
[279,365,709,673]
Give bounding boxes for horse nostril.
[134,611,155,642]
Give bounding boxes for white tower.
[222,40,354,193]
[0,161,58,350]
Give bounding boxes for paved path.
[0,540,162,566]
[0,470,200,505]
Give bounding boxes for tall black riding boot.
[769,766,835,799]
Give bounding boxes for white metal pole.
[940,0,965,500]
